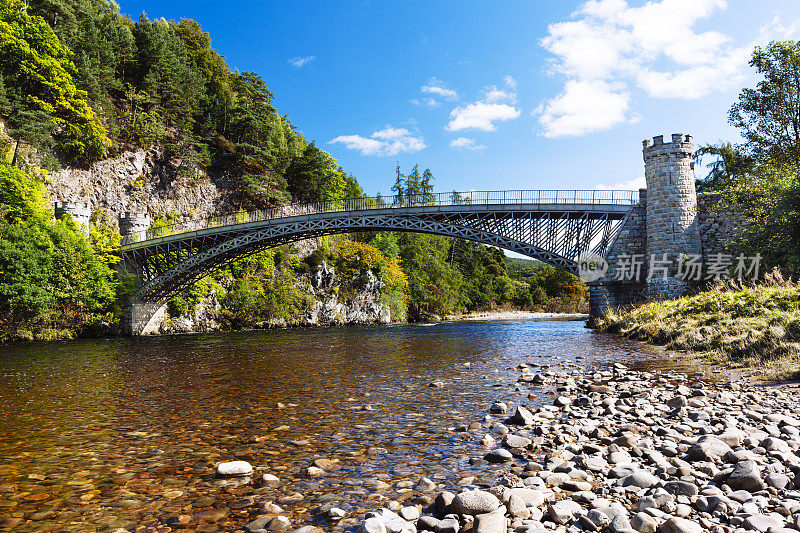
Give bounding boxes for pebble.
[216,460,253,477]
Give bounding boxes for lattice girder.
[120,204,634,303]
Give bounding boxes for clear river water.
[0,319,692,532]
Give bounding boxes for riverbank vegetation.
[0,161,121,341]
[596,275,800,380]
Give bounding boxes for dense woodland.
[0,0,585,341]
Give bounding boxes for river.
[0,319,690,532]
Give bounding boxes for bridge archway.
[119,191,639,333]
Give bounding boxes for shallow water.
[0,319,687,532]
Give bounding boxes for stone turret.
[54,201,91,233]
[118,212,150,239]
[643,133,701,299]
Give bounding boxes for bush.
[0,217,119,341]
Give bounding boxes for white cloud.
[597,176,646,190]
[537,80,631,138]
[288,55,316,68]
[446,77,522,132]
[420,77,458,101]
[330,126,425,156]
[537,0,799,138]
[449,137,486,151]
[447,102,521,132]
[483,86,516,104]
[410,97,440,108]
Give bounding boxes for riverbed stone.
[451,490,501,515]
[548,499,582,524]
[508,406,534,425]
[686,436,732,462]
[504,434,532,449]
[435,518,459,533]
[359,517,387,533]
[475,508,506,533]
[216,460,253,477]
[631,512,657,533]
[267,516,292,531]
[727,460,766,492]
[484,449,513,463]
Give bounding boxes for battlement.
[54,202,91,232]
[642,133,693,158]
[119,212,150,221]
[118,212,150,237]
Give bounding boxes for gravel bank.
[350,363,800,533]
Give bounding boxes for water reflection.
[0,320,684,531]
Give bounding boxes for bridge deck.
[121,189,640,250]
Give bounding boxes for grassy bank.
[594,277,800,381]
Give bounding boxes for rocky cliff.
[46,148,238,230]
[157,261,391,334]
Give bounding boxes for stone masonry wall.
[588,191,648,318]
[697,192,746,257]
[643,134,701,273]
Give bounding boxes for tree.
[727,164,800,273]
[8,108,57,166]
[729,41,800,168]
[420,168,435,202]
[391,163,405,205]
[131,15,203,138]
[0,0,111,164]
[695,143,756,192]
[405,164,421,203]
[285,143,359,203]
[0,162,48,223]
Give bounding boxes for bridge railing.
[120,189,639,246]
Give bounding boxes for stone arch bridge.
[106,132,711,335]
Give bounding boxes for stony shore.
[447,311,589,323]
[339,363,800,533]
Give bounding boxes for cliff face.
[46,150,394,333]
[157,261,391,334]
[46,148,237,229]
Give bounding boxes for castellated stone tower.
[642,133,701,299]
[54,201,91,233]
[118,212,151,240]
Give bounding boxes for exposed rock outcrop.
[157,262,391,335]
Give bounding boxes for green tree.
[695,142,756,192]
[391,163,405,205]
[131,15,203,138]
[285,143,361,203]
[8,108,57,166]
[398,233,463,320]
[0,0,110,164]
[727,164,800,273]
[420,168,435,202]
[729,41,800,168]
[0,161,48,223]
[0,217,118,341]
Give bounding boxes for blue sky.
[116,0,800,196]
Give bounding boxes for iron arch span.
[119,191,640,334]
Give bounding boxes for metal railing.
[120,189,639,246]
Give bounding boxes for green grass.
[594,277,800,381]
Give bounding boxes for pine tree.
[391,163,405,205]
[421,168,435,202]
